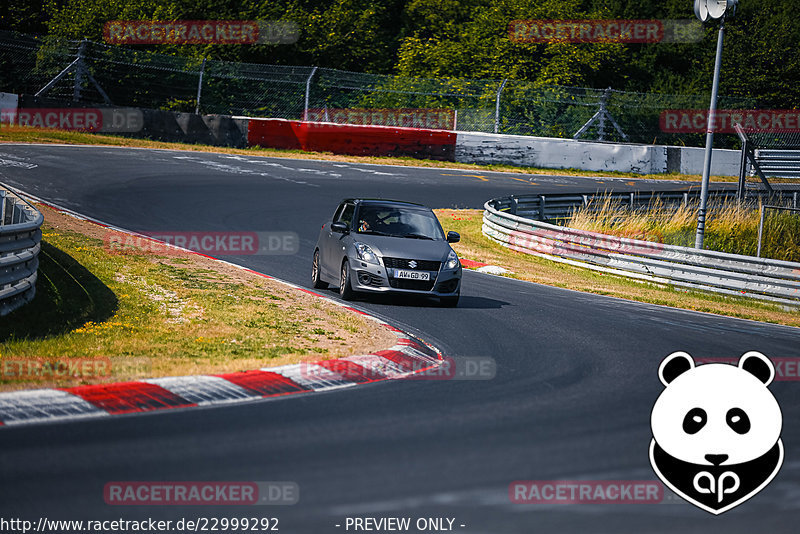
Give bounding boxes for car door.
[329,202,355,276]
[321,201,354,279]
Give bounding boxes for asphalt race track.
[0,145,797,533]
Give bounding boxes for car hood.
[351,234,452,261]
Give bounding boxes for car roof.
[340,198,429,209]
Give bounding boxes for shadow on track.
[314,289,509,310]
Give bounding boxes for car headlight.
[354,242,380,265]
[445,250,460,270]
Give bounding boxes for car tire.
[312,249,328,289]
[440,293,460,307]
[339,259,355,300]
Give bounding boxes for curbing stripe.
[62,382,197,415]
[268,364,357,392]
[314,360,383,383]
[145,375,258,405]
[214,370,311,397]
[346,355,408,378]
[0,184,446,427]
[0,389,108,425]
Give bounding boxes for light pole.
[693,0,738,249]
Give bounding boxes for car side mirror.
[447,231,460,243]
[331,221,349,234]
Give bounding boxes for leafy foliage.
[2,0,799,107]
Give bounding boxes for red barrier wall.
[247,118,456,161]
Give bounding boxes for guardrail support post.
[510,197,518,215]
[539,196,546,221]
[0,190,6,226]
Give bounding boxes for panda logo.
[649,351,784,515]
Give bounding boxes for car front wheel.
[339,259,355,300]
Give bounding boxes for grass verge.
[0,124,733,182]
[435,209,800,327]
[0,204,395,392]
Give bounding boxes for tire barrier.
[0,185,43,316]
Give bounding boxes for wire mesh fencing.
[0,30,765,147]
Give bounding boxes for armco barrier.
[483,196,800,307]
[497,190,744,222]
[0,186,43,316]
[247,118,457,160]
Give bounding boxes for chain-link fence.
[0,30,760,147]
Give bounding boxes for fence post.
[304,67,318,121]
[72,39,87,102]
[494,78,508,134]
[195,58,206,115]
[597,88,609,141]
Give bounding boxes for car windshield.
[355,204,444,240]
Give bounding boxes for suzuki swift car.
[312,199,462,306]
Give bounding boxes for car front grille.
[388,278,437,291]
[382,257,441,271]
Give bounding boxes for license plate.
[394,270,430,281]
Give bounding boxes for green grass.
[0,206,392,391]
[568,196,800,262]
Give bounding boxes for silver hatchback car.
[312,199,462,306]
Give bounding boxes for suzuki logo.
[408,260,418,269]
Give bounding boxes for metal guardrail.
[0,185,43,316]
[483,195,800,307]
[498,190,798,222]
[752,149,800,180]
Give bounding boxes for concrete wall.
[454,131,741,176]
[676,145,740,177]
